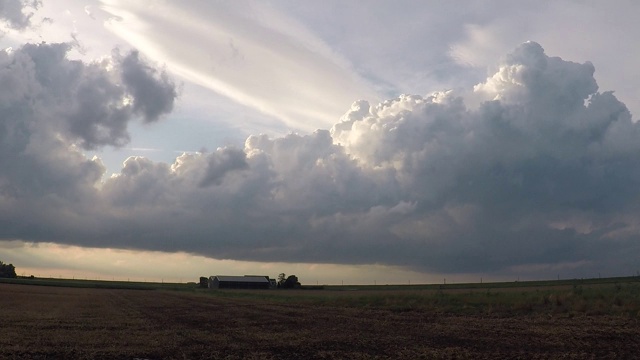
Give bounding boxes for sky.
[1,0,640,285]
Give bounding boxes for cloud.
[117,49,177,123]
[1,43,176,151]
[0,0,39,30]
[100,1,380,132]
[198,148,248,187]
[2,40,640,279]
[0,41,176,241]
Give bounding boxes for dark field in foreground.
[1,282,639,359]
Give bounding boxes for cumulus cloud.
[198,148,248,187]
[117,50,177,123]
[2,40,640,279]
[0,0,39,30]
[10,43,176,150]
[0,41,176,241]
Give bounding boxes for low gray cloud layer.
[2,40,639,278]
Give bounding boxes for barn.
[208,275,271,289]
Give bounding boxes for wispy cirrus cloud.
[100,1,380,133]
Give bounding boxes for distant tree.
[0,261,17,278]
[282,275,301,289]
[199,276,208,288]
[277,273,286,288]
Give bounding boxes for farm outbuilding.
[208,275,271,289]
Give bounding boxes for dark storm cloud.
[2,40,639,278]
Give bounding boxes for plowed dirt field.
[1,283,638,359]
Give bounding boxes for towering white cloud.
[1,39,639,279]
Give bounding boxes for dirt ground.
[1,283,638,359]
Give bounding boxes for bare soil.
[0,283,638,359]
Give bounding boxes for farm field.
[1,280,639,359]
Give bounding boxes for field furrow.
[1,282,639,359]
